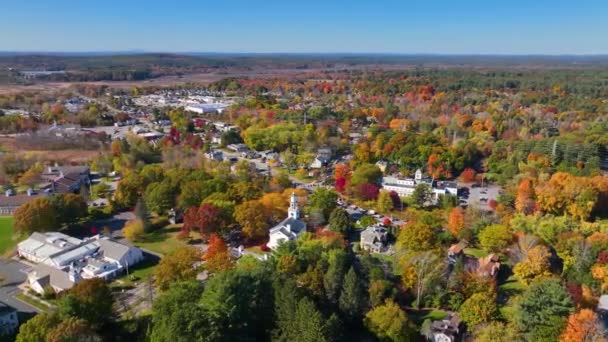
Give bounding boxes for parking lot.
[0,259,39,313]
[458,182,501,210]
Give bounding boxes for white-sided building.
[19,233,144,295]
[381,169,457,200]
[267,193,307,250]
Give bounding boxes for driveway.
[0,259,39,313]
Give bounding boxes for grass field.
[132,224,190,255]
[0,216,16,255]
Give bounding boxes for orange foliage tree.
[447,207,465,238]
[515,178,535,214]
[559,309,603,342]
[203,234,233,273]
[459,168,476,183]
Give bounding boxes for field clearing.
[132,224,192,255]
[0,137,102,163]
[0,216,16,255]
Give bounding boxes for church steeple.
[288,192,300,219]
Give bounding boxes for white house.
[0,302,18,336]
[310,148,332,169]
[267,193,307,250]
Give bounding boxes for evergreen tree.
[272,280,300,342]
[323,249,348,304]
[328,207,351,234]
[339,267,365,320]
[134,197,150,231]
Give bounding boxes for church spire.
[288,192,300,219]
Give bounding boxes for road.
[0,259,40,313]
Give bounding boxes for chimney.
[27,188,34,196]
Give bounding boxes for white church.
[267,192,307,250]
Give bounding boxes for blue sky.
[2,0,607,54]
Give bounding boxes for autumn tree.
[154,246,201,291]
[334,163,351,193]
[474,322,523,342]
[411,183,433,208]
[515,178,535,214]
[182,202,225,240]
[123,219,145,242]
[364,300,411,342]
[46,317,101,342]
[235,200,269,241]
[513,245,552,285]
[57,278,114,328]
[458,291,498,327]
[13,197,57,235]
[459,168,476,183]
[204,234,233,273]
[447,207,465,238]
[559,309,606,342]
[397,221,436,253]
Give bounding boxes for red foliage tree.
[358,183,379,201]
[182,203,224,240]
[335,177,347,193]
[389,191,402,210]
[488,199,498,210]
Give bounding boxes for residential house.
[426,313,461,342]
[227,143,249,153]
[447,243,500,279]
[310,148,332,169]
[0,302,18,337]
[267,193,307,250]
[375,160,388,173]
[28,263,77,294]
[40,165,90,194]
[205,150,224,161]
[360,224,389,253]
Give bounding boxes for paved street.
[0,259,39,313]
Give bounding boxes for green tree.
[324,249,348,304]
[295,297,332,342]
[149,281,206,342]
[50,193,88,227]
[401,251,443,308]
[308,187,338,219]
[273,280,300,342]
[411,183,433,208]
[514,278,574,341]
[364,300,411,342]
[114,172,144,208]
[339,267,365,320]
[350,163,382,187]
[91,182,111,199]
[144,181,177,215]
[328,207,350,234]
[16,312,60,342]
[376,190,394,213]
[198,267,274,341]
[458,291,498,327]
[478,224,513,252]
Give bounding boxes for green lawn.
[112,257,159,287]
[132,224,189,255]
[463,247,489,258]
[0,216,17,256]
[15,293,53,312]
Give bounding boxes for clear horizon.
[2,0,608,54]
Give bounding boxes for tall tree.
[328,207,350,234]
[15,313,61,342]
[401,251,444,308]
[447,207,465,238]
[46,317,101,342]
[458,291,498,327]
[324,249,348,304]
[339,267,365,320]
[559,309,606,342]
[376,190,394,213]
